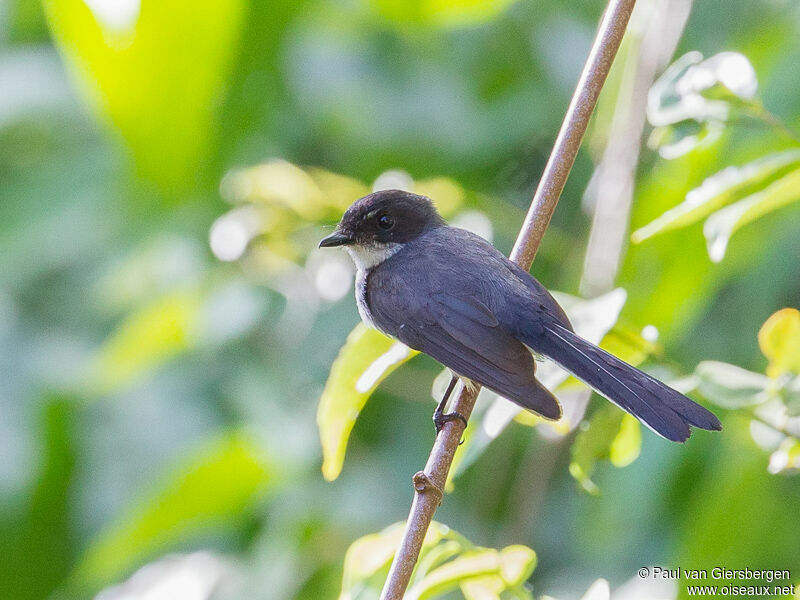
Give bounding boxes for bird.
[319,189,721,442]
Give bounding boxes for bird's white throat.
[345,242,403,271]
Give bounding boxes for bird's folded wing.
[367,268,561,418]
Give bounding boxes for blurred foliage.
[340,521,536,600]
[2,0,800,599]
[635,51,800,262]
[691,308,800,475]
[318,324,418,482]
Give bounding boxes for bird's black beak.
[319,230,354,248]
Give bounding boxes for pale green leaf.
[339,521,458,599]
[609,414,641,468]
[758,308,800,377]
[569,405,626,495]
[318,324,419,481]
[460,576,505,600]
[579,579,611,600]
[631,150,800,243]
[407,545,535,600]
[44,0,246,189]
[768,437,800,474]
[704,168,800,261]
[498,545,537,587]
[73,430,275,588]
[86,290,203,396]
[694,361,770,408]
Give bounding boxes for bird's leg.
[433,375,468,439]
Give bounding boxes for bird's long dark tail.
[531,323,721,442]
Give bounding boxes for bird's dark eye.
[377,213,395,230]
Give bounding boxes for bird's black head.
[319,190,445,251]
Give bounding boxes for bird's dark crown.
[329,190,446,246]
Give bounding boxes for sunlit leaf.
[646,51,761,159]
[406,545,536,600]
[340,521,452,598]
[340,522,534,600]
[694,361,770,408]
[461,576,534,600]
[44,0,246,190]
[87,290,203,396]
[758,309,800,378]
[768,437,800,475]
[647,51,756,127]
[579,579,611,600]
[609,414,641,468]
[647,119,723,160]
[318,324,419,481]
[340,521,470,600]
[569,404,625,495]
[372,0,521,29]
[414,177,465,217]
[631,150,800,243]
[460,576,505,600]
[704,168,800,262]
[73,430,276,588]
[222,160,369,221]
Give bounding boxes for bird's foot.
[433,410,468,443]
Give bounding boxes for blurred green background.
[2,0,800,598]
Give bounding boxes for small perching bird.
[320,190,721,442]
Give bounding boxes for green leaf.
[44,0,246,190]
[569,405,628,495]
[407,545,536,600]
[339,521,458,599]
[704,168,800,262]
[72,430,276,588]
[339,522,534,600]
[609,414,641,468]
[758,308,800,377]
[86,290,203,396]
[631,150,800,243]
[318,324,419,481]
[694,361,770,409]
[371,0,521,29]
[0,396,76,600]
[768,437,800,474]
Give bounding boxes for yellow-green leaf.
[407,544,535,600]
[340,521,453,599]
[44,0,246,190]
[609,414,641,467]
[87,290,202,396]
[460,576,505,600]
[569,405,626,495]
[72,430,275,588]
[759,308,800,377]
[372,0,521,29]
[704,168,800,262]
[318,323,419,481]
[498,545,537,586]
[631,150,800,243]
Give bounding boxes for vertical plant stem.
[380,1,638,597]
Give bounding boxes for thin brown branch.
[380,1,638,597]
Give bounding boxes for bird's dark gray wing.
[366,263,561,419]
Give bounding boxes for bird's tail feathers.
[530,323,721,442]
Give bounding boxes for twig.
[380,1,638,597]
